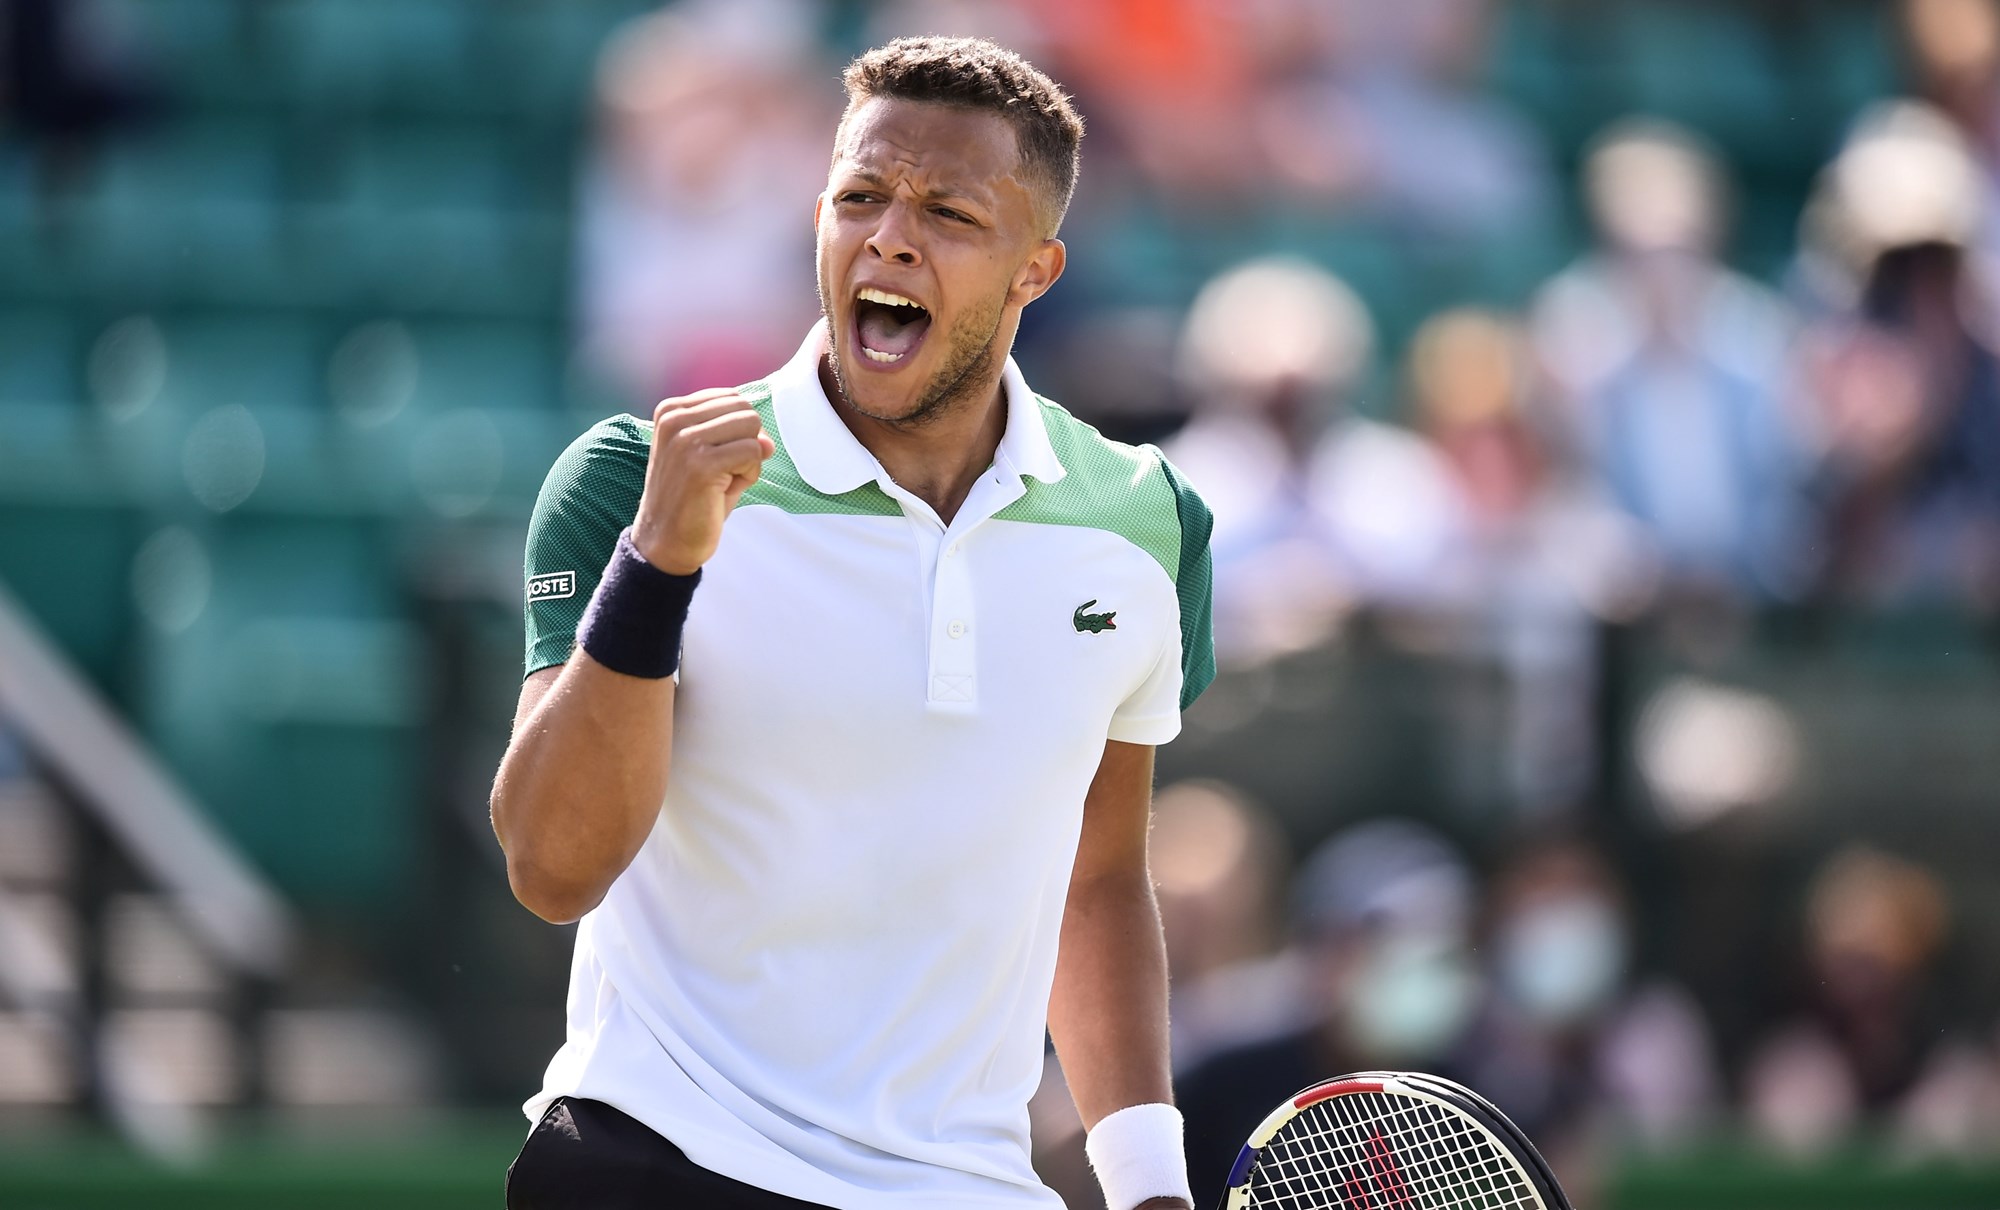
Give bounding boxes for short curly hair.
[837,36,1084,237]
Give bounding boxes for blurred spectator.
[1743,846,1973,1155]
[1903,0,2000,232]
[1412,309,1552,555]
[1892,1031,2000,1160]
[1795,101,2000,606]
[1406,309,1651,812]
[1176,819,1481,1210]
[1020,0,1263,203]
[1151,781,1298,1072]
[1249,0,1556,237]
[1034,306,1190,447]
[1458,840,1719,1199]
[1533,120,1812,599]
[575,0,832,404]
[1,0,157,152]
[864,0,1051,62]
[1165,257,1459,665]
[1019,0,1554,231]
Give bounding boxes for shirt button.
[947,620,967,639]
[946,543,959,557]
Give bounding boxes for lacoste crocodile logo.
[1073,600,1117,634]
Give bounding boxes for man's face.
[815,97,1063,426]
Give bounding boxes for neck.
[820,361,1009,525]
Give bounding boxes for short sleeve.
[1107,629,1186,745]
[1154,451,1216,710]
[522,415,651,675]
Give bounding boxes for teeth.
[857,287,924,311]
[862,347,903,363]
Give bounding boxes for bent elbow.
[506,857,603,925]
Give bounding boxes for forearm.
[490,654,675,923]
[1048,867,1175,1127]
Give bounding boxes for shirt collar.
[767,323,1066,497]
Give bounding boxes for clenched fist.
[630,388,775,575]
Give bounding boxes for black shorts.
[506,1096,837,1209]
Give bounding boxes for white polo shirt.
[518,326,1215,1208]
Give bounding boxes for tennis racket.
[1215,1070,1574,1209]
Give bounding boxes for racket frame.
[1216,1071,1572,1210]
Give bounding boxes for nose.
[866,200,921,266]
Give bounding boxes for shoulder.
[1040,397,1211,515]
[1006,397,1212,582]
[531,413,653,529]
[553,412,652,476]
[1034,397,1170,494]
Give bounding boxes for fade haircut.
[836,36,1084,238]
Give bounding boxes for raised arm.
[489,389,772,924]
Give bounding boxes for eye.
[837,191,878,205]
[932,206,974,224]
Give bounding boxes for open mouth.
[852,287,932,366]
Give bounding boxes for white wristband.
[1084,1102,1192,1210]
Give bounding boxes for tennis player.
[491,37,1213,1210]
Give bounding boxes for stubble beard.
[819,285,1007,431]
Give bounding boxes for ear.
[1008,238,1066,309]
[812,191,826,234]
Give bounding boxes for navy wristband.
[575,529,701,678]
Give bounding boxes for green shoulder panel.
[522,414,650,675]
[995,398,1217,709]
[734,380,900,518]
[1155,452,1217,710]
[992,399,1183,578]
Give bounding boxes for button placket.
[913,458,1023,711]
[927,529,978,708]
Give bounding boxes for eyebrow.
[837,168,987,209]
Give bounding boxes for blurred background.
[0,0,1997,1206]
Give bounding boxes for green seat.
[262,0,487,115]
[244,404,348,515]
[0,501,138,690]
[340,124,523,213]
[124,0,265,106]
[61,201,290,309]
[1416,216,1577,313]
[1486,0,1572,138]
[93,119,284,210]
[481,0,649,121]
[1604,2,1787,164]
[158,314,329,415]
[0,176,69,307]
[336,208,564,318]
[1782,5,1901,166]
[76,122,288,306]
[406,318,559,414]
[135,515,423,915]
[0,310,80,405]
[484,404,578,508]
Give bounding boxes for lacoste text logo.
[1073,600,1117,634]
[528,571,576,601]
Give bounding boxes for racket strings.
[1243,1091,1543,1209]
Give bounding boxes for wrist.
[1085,1102,1191,1210]
[638,548,704,577]
[575,528,701,679]
[628,520,705,576]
